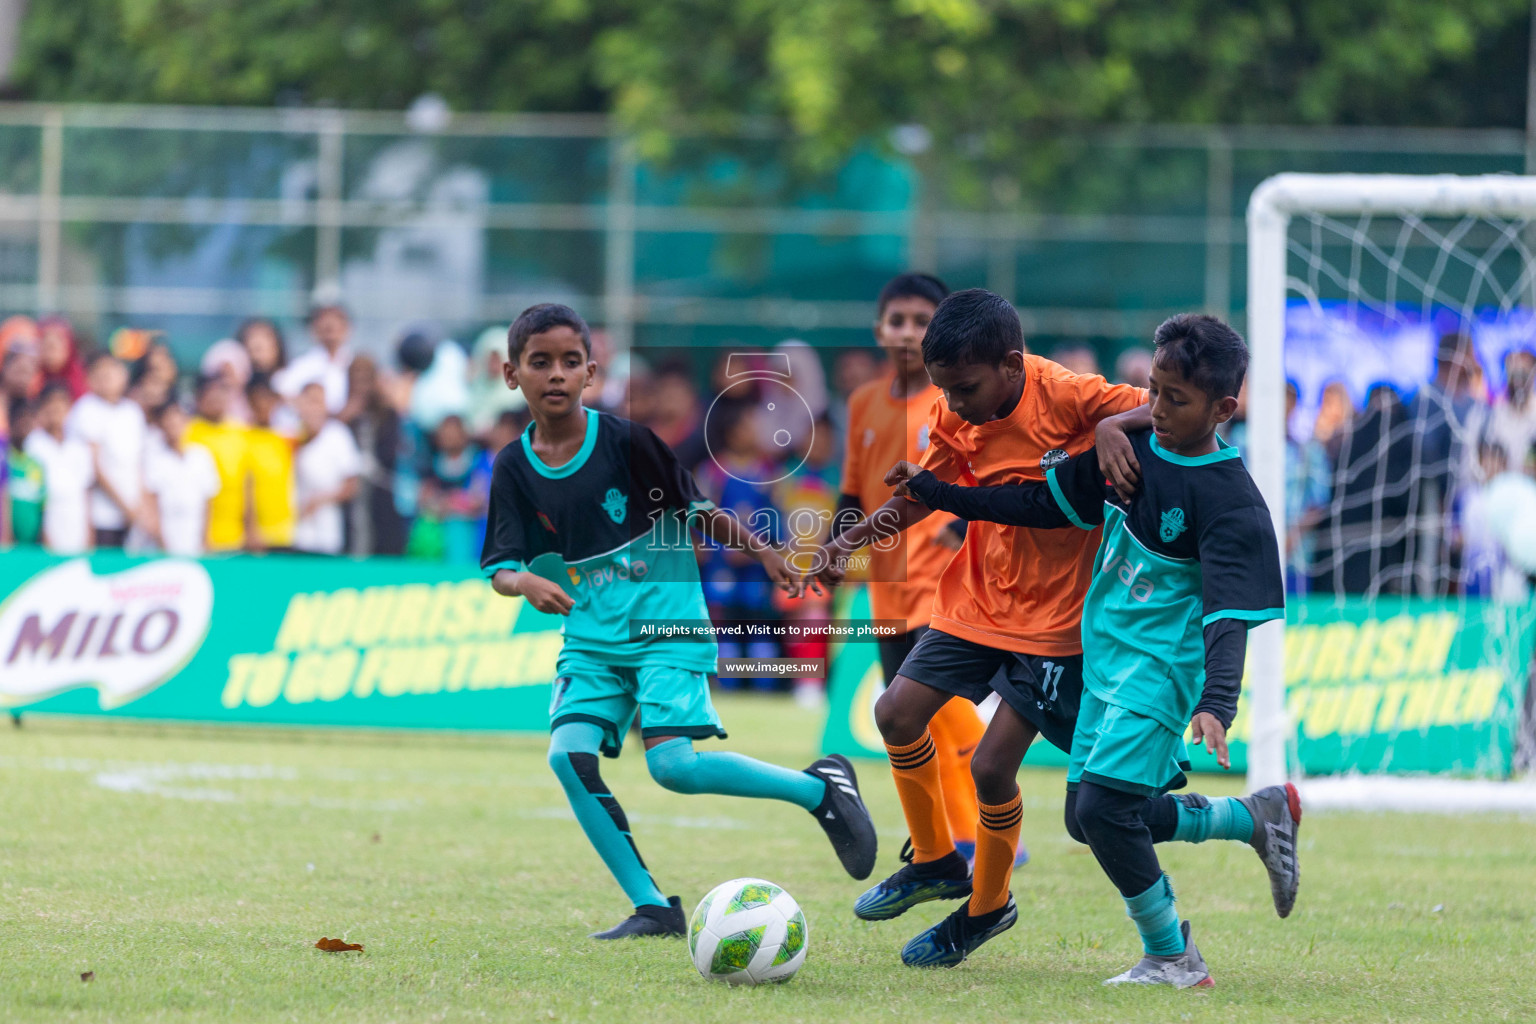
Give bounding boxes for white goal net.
[1245,174,1536,809]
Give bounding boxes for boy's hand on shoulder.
[1189,711,1229,769]
[884,460,924,498]
[514,574,575,616]
[1095,415,1142,502]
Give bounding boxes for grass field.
[1,694,1532,1024]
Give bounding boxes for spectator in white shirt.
[275,303,354,415]
[131,401,221,557]
[25,383,94,554]
[1488,348,1536,474]
[66,351,146,548]
[292,381,361,555]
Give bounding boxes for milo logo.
[0,559,213,709]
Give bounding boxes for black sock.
[913,849,970,879]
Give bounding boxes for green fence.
[0,103,1524,365]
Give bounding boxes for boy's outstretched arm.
[888,462,1066,527]
[812,495,931,588]
[491,569,574,615]
[692,506,807,597]
[887,452,1112,532]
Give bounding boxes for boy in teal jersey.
[890,313,1300,988]
[483,304,877,940]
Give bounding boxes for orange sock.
[969,792,1023,916]
[884,732,954,863]
[928,698,984,845]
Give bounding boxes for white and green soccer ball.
[688,878,807,985]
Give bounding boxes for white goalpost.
[1245,173,1536,810]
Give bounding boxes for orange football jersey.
[917,355,1146,655]
[841,373,960,632]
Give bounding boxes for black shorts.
[896,627,1083,755]
[877,625,929,684]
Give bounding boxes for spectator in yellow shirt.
[185,374,250,552]
[245,373,297,551]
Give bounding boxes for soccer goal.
[1245,173,1536,811]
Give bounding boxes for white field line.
[1300,775,1536,815]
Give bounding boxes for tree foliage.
[12,0,1531,169]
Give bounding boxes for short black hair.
[509,303,591,362]
[1151,313,1248,401]
[38,381,73,405]
[84,349,119,371]
[194,372,223,397]
[307,302,348,324]
[149,400,188,424]
[877,273,949,315]
[921,289,1025,368]
[246,371,276,398]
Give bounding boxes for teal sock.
[1172,795,1255,844]
[548,723,668,909]
[645,737,824,811]
[1124,874,1184,956]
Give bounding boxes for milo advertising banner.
[0,550,561,730]
[822,589,1536,777]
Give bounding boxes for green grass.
[1,694,1531,1023]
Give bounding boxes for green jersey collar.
[523,407,599,479]
[1149,431,1241,467]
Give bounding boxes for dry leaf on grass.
[80,971,94,983]
[314,937,364,952]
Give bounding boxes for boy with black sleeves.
[890,313,1300,988]
[483,304,878,941]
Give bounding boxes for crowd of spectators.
[1226,332,1536,601]
[0,304,517,561]
[4,310,1532,613]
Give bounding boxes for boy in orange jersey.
[818,288,1149,966]
[832,273,1018,872]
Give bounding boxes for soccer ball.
[688,878,807,985]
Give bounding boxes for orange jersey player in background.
[833,273,997,867]
[819,288,1149,967]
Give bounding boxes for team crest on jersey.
[863,427,876,448]
[917,424,930,452]
[1160,507,1187,542]
[1040,448,1069,469]
[601,487,628,524]
[537,511,558,534]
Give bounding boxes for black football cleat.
[805,754,878,880]
[589,896,686,940]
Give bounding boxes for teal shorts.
[550,651,726,758]
[1066,689,1191,797]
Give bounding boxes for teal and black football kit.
[481,407,725,754]
[905,428,1284,796]
[906,428,1295,957]
[482,407,878,927]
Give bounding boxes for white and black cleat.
[1103,920,1214,989]
[805,754,878,880]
